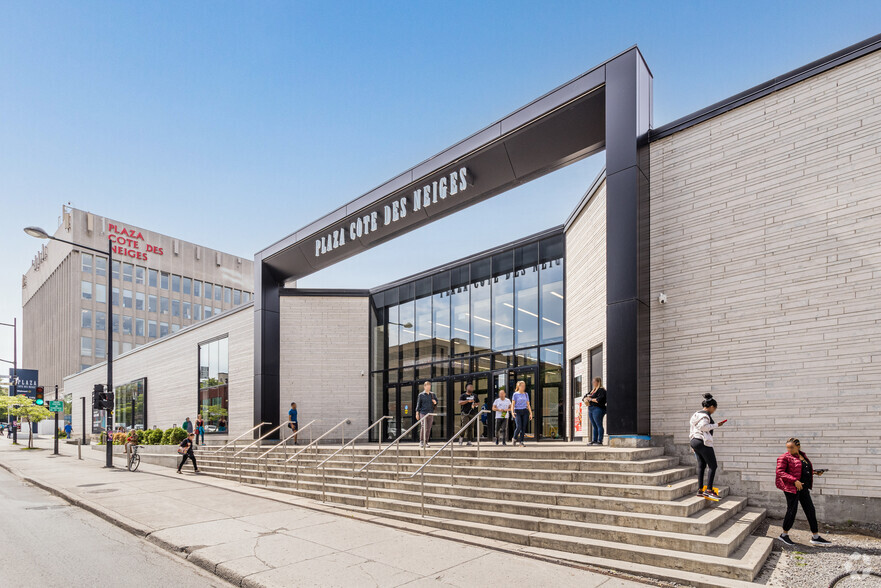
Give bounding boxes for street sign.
[48,400,64,412]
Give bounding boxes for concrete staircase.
[198,443,772,583]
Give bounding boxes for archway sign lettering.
[255,47,652,440]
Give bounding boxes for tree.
[0,395,52,448]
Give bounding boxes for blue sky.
[1,1,879,365]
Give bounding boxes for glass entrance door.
[507,366,538,441]
[385,382,416,441]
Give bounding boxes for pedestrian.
[583,377,607,446]
[492,389,512,446]
[511,380,533,447]
[415,381,438,449]
[689,393,726,501]
[183,417,193,434]
[124,428,137,468]
[287,402,299,444]
[195,414,205,446]
[64,422,73,439]
[176,432,199,474]
[776,437,831,546]
[480,398,490,438]
[458,383,479,446]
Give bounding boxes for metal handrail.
[208,421,268,454]
[317,416,390,469]
[318,416,391,502]
[356,419,421,474]
[284,418,351,464]
[405,409,490,517]
[232,422,287,457]
[256,420,316,460]
[357,417,423,511]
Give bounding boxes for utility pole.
[53,384,59,455]
[1,319,17,445]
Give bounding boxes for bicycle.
[128,445,143,472]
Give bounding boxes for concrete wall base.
[609,436,651,448]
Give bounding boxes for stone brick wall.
[279,294,369,442]
[63,304,254,439]
[649,50,881,521]
[565,178,607,437]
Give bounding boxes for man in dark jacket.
[415,381,438,449]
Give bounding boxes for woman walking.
[511,380,533,447]
[195,414,205,446]
[775,437,831,546]
[689,393,725,501]
[583,377,607,446]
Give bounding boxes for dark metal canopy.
[257,63,609,282]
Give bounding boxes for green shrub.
[160,427,187,445]
[144,429,163,445]
[112,432,127,445]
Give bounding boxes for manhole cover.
[87,488,119,494]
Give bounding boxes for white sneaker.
[419,442,424,448]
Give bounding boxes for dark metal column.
[254,259,281,439]
[604,48,653,438]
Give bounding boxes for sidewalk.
[0,437,651,588]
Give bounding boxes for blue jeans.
[196,427,205,445]
[513,409,530,443]
[588,406,606,444]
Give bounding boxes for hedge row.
[107,427,188,445]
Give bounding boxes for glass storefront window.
[514,265,539,348]
[432,292,450,362]
[540,345,564,439]
[399,299,415,367]
[114,378,146,430]
[540,259,564,344]
[414,295,432,363]
[471,280,491,355]
[199,337,229,434]
[451,286,470,355]
[386,304,399,370]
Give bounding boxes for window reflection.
[199,337,229,433]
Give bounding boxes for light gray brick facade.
[648,50,881,521]
[279,294,370,441]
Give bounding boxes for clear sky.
[1,1,879,368]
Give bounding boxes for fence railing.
[282,418,352,488]
[317,416,391,501]
[356,418,423,510]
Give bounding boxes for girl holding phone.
[688,393,725,501]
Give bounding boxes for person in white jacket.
[689,393,726,500]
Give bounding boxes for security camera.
[658,293,667,305]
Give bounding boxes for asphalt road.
[0,466,232,587]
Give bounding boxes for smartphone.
[718,419,728,425]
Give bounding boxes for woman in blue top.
[511,380,533,447]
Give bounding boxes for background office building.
[22,205,254,391]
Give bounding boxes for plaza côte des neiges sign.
[107,223,164,261]
[315,167,470,259]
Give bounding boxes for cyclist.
[124,429,138,468]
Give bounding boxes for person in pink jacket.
[775,437,830,546]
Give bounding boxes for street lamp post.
[0,319,17,445]
[25,226,114,468]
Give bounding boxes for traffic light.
[35,386,44,406]
[99,391,114,411]
[92,384,104,410]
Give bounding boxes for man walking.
[415,381,438,449]
[458,383,479,446]
[288,402,299,444]
[177,432,199,474]
[64,422,73,439]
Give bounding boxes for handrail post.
[396,442,400,475]
[421,468,425,518]
[322,467,326,502]
[352,440,356,473]
[450,441,454,487]
[365,464,370,510]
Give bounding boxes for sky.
[1,0,879,367]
